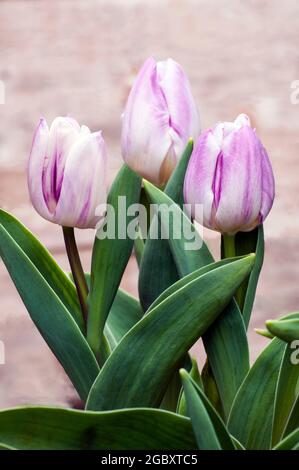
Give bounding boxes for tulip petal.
[121,57,174,185]
[214,126,263,233]
[156,58,201,157]
[27,118,52,220]
[184,130,221,228]
[42,117,81,213]
[54,132,107,228]
[259,145,275,222]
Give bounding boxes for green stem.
[222,234,236,259]
[222,233,244,308]
[62,227,89,328]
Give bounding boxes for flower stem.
[222,233,244,308]
[222,234,236,259]
[62,227,89,327]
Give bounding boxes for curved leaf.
[143,180,212,277]
[180,370,235,450]
[143,183,250,420]
[87,165,141,358]
[138,140,193,311]
[266,318,299,343]
[0,222,99,402]
[86,255,254,411]
[0,443,15,450]
[180,370,221,450]
[233,225,264,329]
[228,338,286,449]
[284,395,299,438]
[0,209,83,331]
[272,342,299,446]
[273,428,299,450]
[203,301,249,420]
[0,407,196,450]
[105,288,143,346]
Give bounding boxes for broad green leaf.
[0,407,196,450]
[284,395,299,438]
[0,209,83,331]
[81,274,142,351]
[143,183,250,420]
[0,223,99,402]
[0,443,15,450]
[201,359,223,415]
[87,165,141,358]
[143,180,213,276]
[272,341,299,446]
[160,355,192,413]
[138,140,193,311]
[105,288,143,346]
[231,437,246,450]
[178,358,203,416]
[180,370,235,450]
[203,301,249,420]
[232,225,264,329]
[86,255,254,411]
[266,318,299,343]
[147,257,238,314]
[228,338,286,449]
[273,428,299,450]
[180,370,221,450]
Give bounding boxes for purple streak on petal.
[184,129,221,229]
[211,151,223,210]
[259,144,275,222]
[157,58,200,153]
[215,125,263,233]
[27,118,52,221]
[55,131,107,228]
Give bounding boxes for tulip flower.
[184,114,275,235]
[28,117,108,322]
[121,57,200,186]
[28,116,107,229]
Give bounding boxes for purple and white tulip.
[28,117,107,229]
[121,57,201,186]
[184,114,275,234]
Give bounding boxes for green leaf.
[0,209,83,331]
[143,183,250,420]
[180,370,222,450]
[0,222,99,402]
[272,341,299,446]
[273,428,299,450]
[180,370,235,450]
[0,443,15,450]
[266,318,299,343]
[233,225,264,329]
[284,395,299,438]
[178,357,203,416]
[231,437,246,450]
[138,140,193,311]
[78,273,142,351]
[203,301,249,420]
[105,288,143,347]
[228,338,287,449]
[86,255,255,411]
[87,164,141,358]
[0,407,196,450]
[143,180,213,276]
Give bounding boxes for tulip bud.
[121,57,200,186]
[184,114,275,234]
[28,117,107,229]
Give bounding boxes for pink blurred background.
[1,0,299,408]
